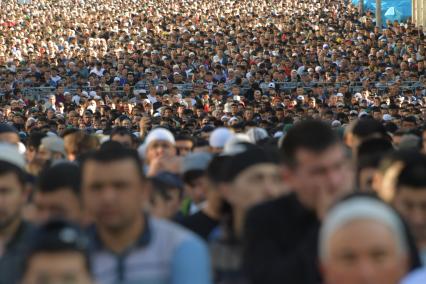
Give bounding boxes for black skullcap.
[0,123,18,134]
[222,143,279,182]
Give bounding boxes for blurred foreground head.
[320,196,409,284]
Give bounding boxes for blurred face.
[288,144,353,210]
[82,159,144,231]
[22,252,92,284]
[150,188,181,220]
[145,140,176,164]
[0,132,20,145]
[0,172,26,231]
[423,131,426,154]
[33,188,81,224]
[226,164,284,210]
[401,121,416,131]
[394,186,426,248]
[175,140,193,156]
[185,176,208,205]
[322,220,408,284]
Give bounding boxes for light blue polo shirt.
[88,215,212,284]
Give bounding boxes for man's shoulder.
[150,217,205,245]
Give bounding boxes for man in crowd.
[0,144,32,284]
[393,154,426,264]
[243,120,354,283]
[21,220,94,284]
[34,162,83,224]
[80,143,211,283]
[320,196,409,284]
[181,152,213,216]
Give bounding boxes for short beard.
[0,210,21,233]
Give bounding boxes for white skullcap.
[331,120,342,127]
[358,111,368,118]
[0,143,25,170]
[223,134,250,154]
[143,128,175,154]
[41,136,65,155]
[319,197,408,261]
[209,127,233,148]
[383,114,393,121]
[246,127,268,144]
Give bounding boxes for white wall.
[413,0,426,30]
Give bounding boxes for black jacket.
[243,193,321,284]
[242,192,421,284]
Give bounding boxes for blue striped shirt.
[88,216,212,284]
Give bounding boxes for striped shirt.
[88,215,212,284]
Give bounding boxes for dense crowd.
[0,0,426,283]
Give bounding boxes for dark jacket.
[243,192,422,284]
[243,193,321,284]
[0,221,34,284]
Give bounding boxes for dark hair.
[150,173,184,202]
[37,163,81,196]
[352,118,388,139]
[397,154,426,189]
[0,161,27,186]
[206,155,230,185]
[280,120,339,167]
[23,219,91,276]
[357,137,394,161]
[110,126,132,139]
[26,131,47,149]
[80,141,145,180]
[183,170,205,185]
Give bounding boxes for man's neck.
[98,215,144,254]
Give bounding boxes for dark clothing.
[243,193,322,284]
[0,221,34,284]
[180,210,219,240]
[243,192,422,284]
[209,226,247,284]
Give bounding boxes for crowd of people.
[0,0,426,283]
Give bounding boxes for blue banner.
[352,0,411,24]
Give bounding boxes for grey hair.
[319,197,408,262]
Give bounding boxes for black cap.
[0,123,18,134]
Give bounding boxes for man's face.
[423,131,426,154]
[185,175,209,205]
[0,172,26,230]
[145,141,176,164]
[82,159,145,231]
[175,140,193,157]
[401,121,416,131]
[150,188,182,220]
[83,114,92,124]
[226,164,285,210]
[22,252,92,284]
[288,144,353,210]
[394,186,426,248]
[33,188,81,224]
[0,132,20,145]
[322,220,408,284]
